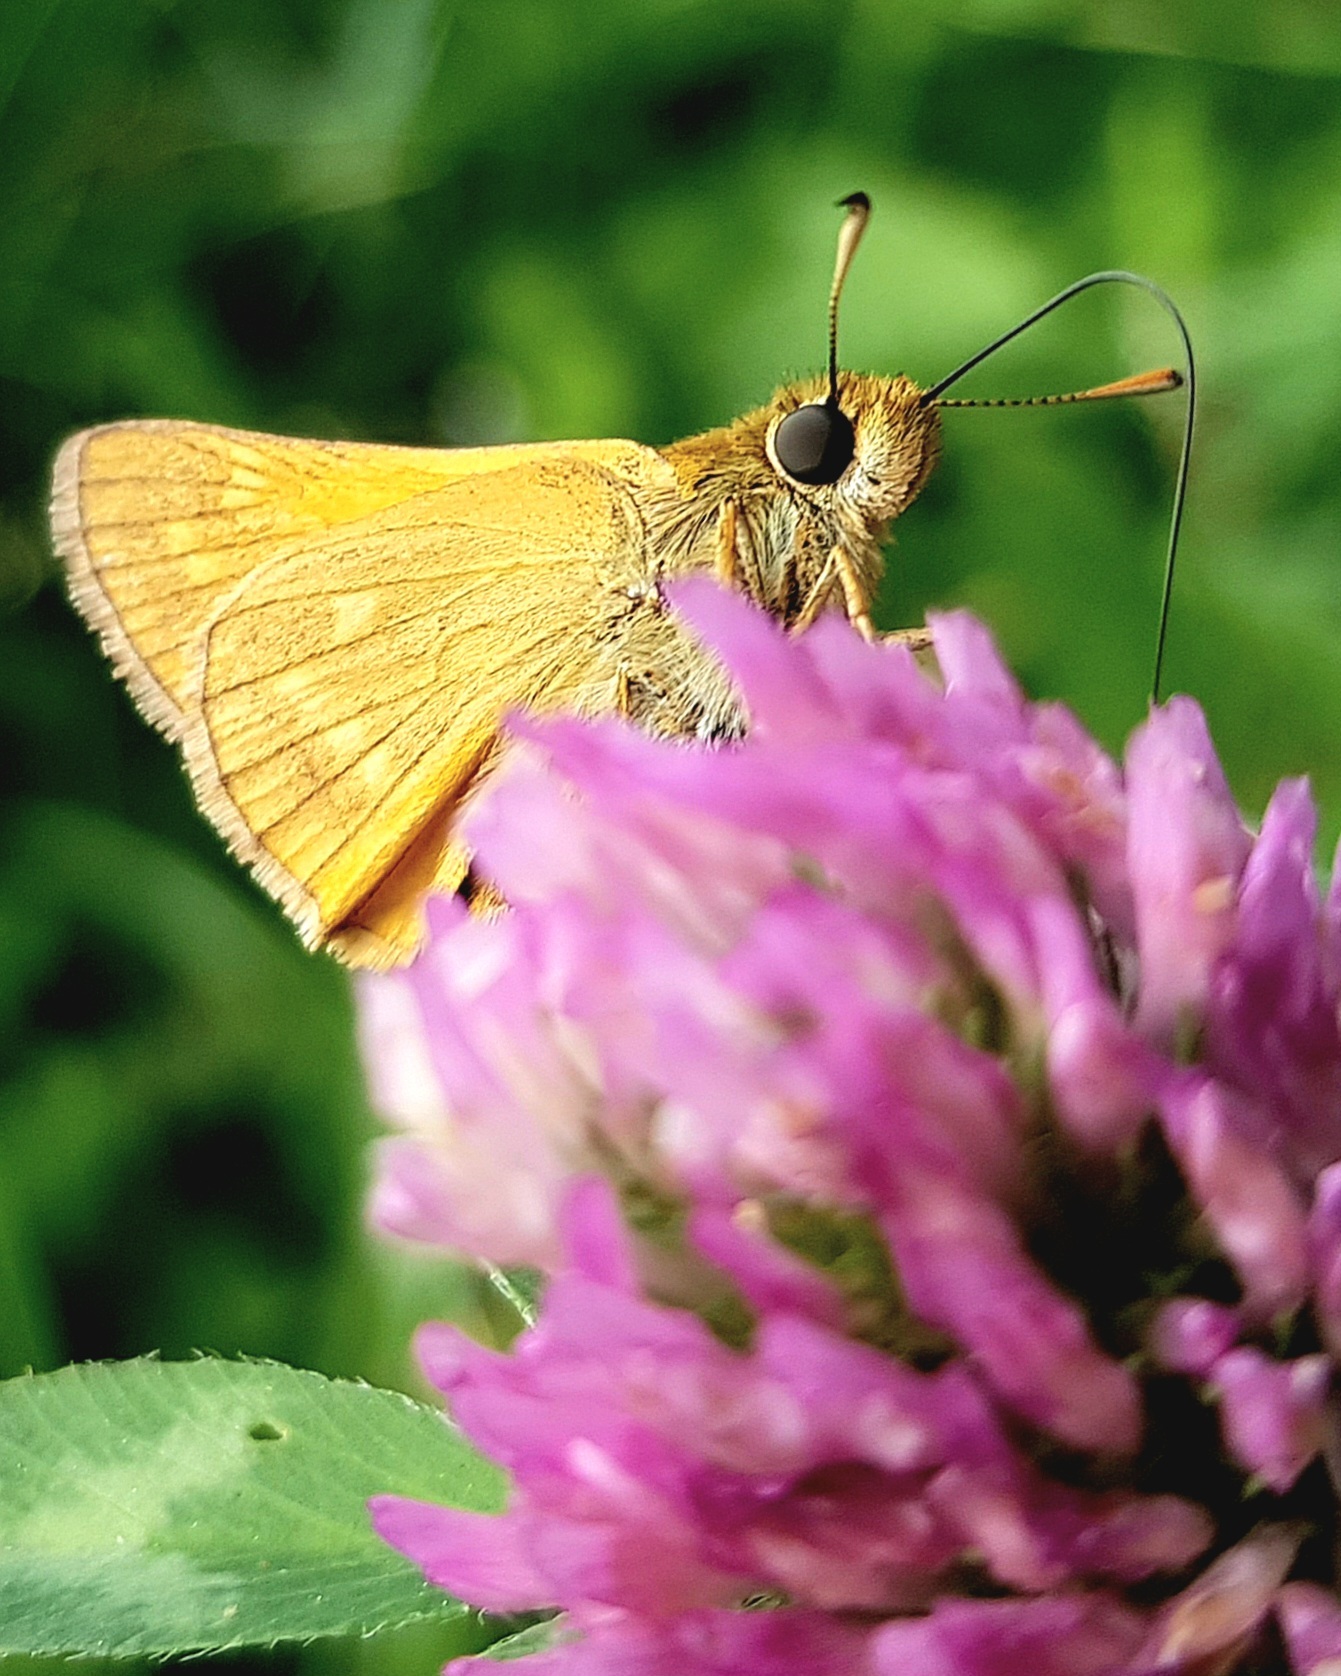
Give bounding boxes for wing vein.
[224,674,450,774]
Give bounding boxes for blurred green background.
[1,0,1340,1668]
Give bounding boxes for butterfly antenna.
[828,192,871,407]
[936,367,1182,408]
[922,271,1195,704]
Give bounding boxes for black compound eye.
[772,401,856,486]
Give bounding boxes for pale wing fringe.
[52,428,189,741]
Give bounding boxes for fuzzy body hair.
[590,371,941,743]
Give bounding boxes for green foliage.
[1,2,1339,1670]
[0,1357,504,1657]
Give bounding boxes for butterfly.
[50,194,1183,968]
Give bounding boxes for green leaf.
[482,1617,568,1661]
[0,1356,507,1658]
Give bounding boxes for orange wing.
[51,421,596,740]
[52,420,678,966]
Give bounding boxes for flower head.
[362,585,1341,1676]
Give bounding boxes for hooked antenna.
[920,271,1195,705]
[937,366,1182,409]
[828,193,871,406]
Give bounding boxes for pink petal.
[369,1497,554,1612]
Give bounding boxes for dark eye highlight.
[772,401,855,486]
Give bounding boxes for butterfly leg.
[882,625,933,653]
[833,545,876,642]
[714,500,741,588]
[792,551,838,631]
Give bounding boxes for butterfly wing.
[185,445,675,966]
[50,420,584,740]
[53,421,678,967]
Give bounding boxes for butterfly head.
[765,371,941,530]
